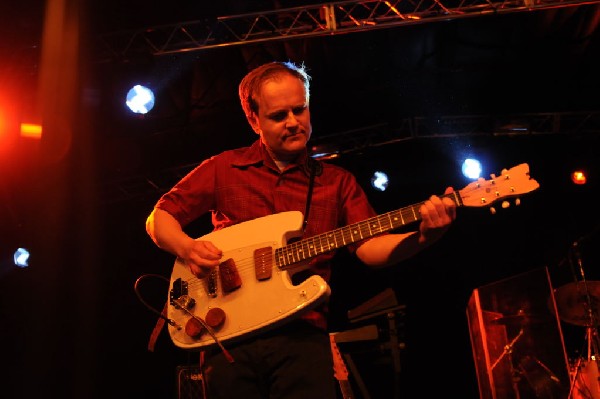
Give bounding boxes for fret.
[316,235,326,254]
[309,236,320,256]
[362,221,371,238]
[387,210,398,228]
[410,205,418,221]
[316,237,324,256]
[287,249,295,264]
[335,229,346,246]
[342,226,353,244]
[289,242,300,261]
[379,213,392,231]
[322,234,332,251]
[371,216,383,234]
[297,241,308,260]
[283,246,292,264]
[360,221,370,238]
[386,212,394,230]
[275,248,284,268]
[404,208,412,223]
[367,220,375,236]
[307,239,316,257]
[352,225,360,240]
[327,232,338,250]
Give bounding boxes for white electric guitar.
[167,163,540,350]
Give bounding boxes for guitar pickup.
[254,247,273,280]
[170,278,195,310]
[219,258,242,293]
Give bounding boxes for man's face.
[250,74,312,162]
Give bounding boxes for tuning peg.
[502,201,510,208]
[490,207,497,214]
[515,198,521,206]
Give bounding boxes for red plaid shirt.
[156,139,377,329]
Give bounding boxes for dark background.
[1,1,600,398]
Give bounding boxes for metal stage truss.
[97,0,600,60]
[99,111,600,205]
[95,0,600,204]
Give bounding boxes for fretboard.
[275,191,461,269]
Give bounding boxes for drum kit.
[554,280,600,399]
[480,234,600,398]
[484,278,600,398]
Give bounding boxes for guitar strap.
[303,157,322,232]
[147,301,169,352]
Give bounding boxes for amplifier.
[176,365,205,399]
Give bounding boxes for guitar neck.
[276,191,462,269]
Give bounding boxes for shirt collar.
[230,139,264,168]
[231,140,311,175]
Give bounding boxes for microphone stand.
[568,239,600,399]
[571,241,600,359]
[491,327,525,399]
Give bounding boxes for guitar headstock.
[458,163,540,210]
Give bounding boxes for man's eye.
[270,113,286,121]
[293,107,306,115]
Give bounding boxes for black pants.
[202,321,337,399]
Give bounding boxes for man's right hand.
[181,239,223,278]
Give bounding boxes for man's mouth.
[284,132,303,140]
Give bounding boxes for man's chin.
[289,143,308,153]
[284,137,307,149]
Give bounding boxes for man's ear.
[248,114,261,135]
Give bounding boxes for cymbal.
[554,281,600,326]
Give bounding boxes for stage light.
[571,170,587,185]
[462,158,483,180]
[371,171,389,192]
[20,123,42,139]
[13,247,30,268]
[125,84,155,115]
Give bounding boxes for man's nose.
[285,111,299,127]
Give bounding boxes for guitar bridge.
[170,277,196,310]
[207,269,218,298]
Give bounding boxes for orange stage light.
[571,170,587,185]
[20,123,43,139]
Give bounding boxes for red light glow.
[571,170,587,185]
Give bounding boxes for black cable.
[135,273,234,361]
[134,273,172,322]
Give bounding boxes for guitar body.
[168,211,331,350]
